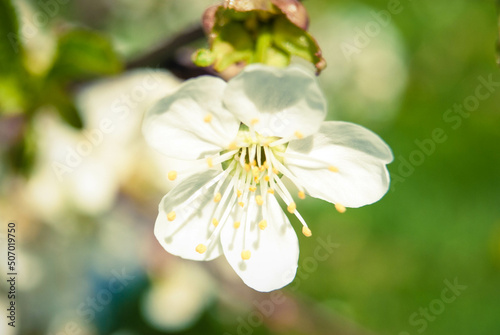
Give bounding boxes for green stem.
[254,24,272,64]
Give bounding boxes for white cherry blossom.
[143,64,393,292]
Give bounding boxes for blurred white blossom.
[141,261,215,332]
[26,69,181,219]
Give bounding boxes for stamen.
[239,147,247,168]
[204,113,213,123]
[329,166,339,173]
[196,244,207,254]
[302,226,312,237]
[213,160,237,196]
[255,195,264,206]
[268,152,306,195]
[168,172,227,220]
[237,190,242,197]
[249,186,257,192]
[268,137,289,148]
[206,157,213,168]
[228,141,238,150]
[264,175,270,182]
[202,189,239,251]
[287,202,296,213]
[213,192,222,202]
[167,171,177,181]
[298,191,306,199]
[273,176,309,228]
[249,144,257,167]
[233,221,241,229]
[212,218,219,227]
[251,118,259,125]
[258,220,267,230]
[257,145,262,166]
[241,250,251,260]
[335,203,346,213]
[294,131,304,139]
[267,188,275,194]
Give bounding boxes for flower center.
[164,126,316,260]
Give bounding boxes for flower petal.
[155,170,225,261]
[143,76,240,160]
[220,193,299,292]
[223,64,326,139]
[285,121,393,208]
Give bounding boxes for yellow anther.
[329,166,339,173]
[213,192,222,202]
[238,202,245,208]
[244,164,251,172]
[267,188,275,194]
[272,168,279,175]
[167,170,178,181]
[294,131,304,139]
[228,141,238,150]
[195,244,207,254]
[287,202,296,214]
[233,221,241,229]
[264,175,270,182]
[263,161,269,169]
[212,218,219,227]
[251,118,259,125]
[241,250,251,260]
[252,166,259,177]
[302,226,312,237]
[206,157,214,168]
[259,165,266,172]
[249,186,257,192]
[203,113,213,123]
[251,160,257,166]
[298,191,306,199]
[258,220,267,230]
[237,190,242,198]
[167,211,176,221]
[335,203,346,213]
[255,195,264,206]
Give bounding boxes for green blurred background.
[1,0,499,334]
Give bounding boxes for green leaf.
[272,16,326,73]
[0,0,28,114]
[43,82,83,129]
[0,0,22,74]
[48,29,123,82]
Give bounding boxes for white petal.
[223,64,327,139]
[143,76,240,160]
[285,121,393,208]
[155,170,225,261]
[220,193,299,292]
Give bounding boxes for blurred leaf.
[48,29,123,82]
[42,82,83,128]
[7,125,36,176]
[44,29,123,128]
[0,0,28,114]
[0,0,21,74]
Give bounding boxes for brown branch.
[125,24,216,80]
